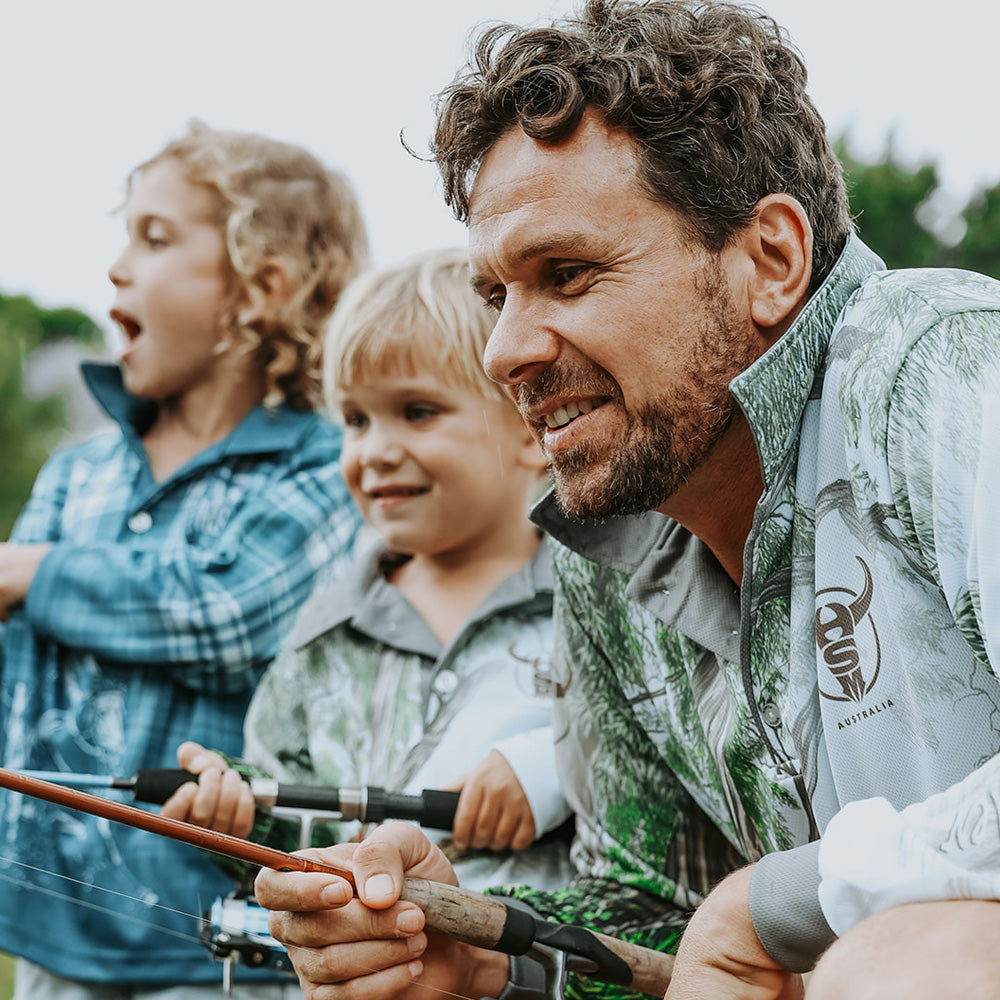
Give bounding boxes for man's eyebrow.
[469,231,594,295]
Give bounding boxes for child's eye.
[404,403,438,423]
[341,411,368,430]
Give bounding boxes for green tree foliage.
[0,293,103,538]
[951,179,1000,278]
[836,139,1000,278]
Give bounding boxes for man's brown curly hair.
[433,0,853,290]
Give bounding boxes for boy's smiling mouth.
[367,484,430,501]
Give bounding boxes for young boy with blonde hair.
[0,122,367,998]
[166,248,572,892]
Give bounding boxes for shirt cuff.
[749,842,836,972]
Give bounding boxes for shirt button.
[128,511,153,534]
[761,702,782,728]
[432,670,458,697]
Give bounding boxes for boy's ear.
[744,194,813,337]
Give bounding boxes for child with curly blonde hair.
[0,122,367,999]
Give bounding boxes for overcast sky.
[3,0,997,339]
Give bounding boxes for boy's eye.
[404,403,438,423]
[341,411,368,430]
[143,226,169,249]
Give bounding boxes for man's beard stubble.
[523,262,761,522]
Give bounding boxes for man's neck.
[657,414,762,586]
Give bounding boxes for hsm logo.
[815,556,882,703]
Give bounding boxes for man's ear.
[745,194,813,335]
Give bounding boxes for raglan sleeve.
[811,308,1000,941]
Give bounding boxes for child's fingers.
[212,766,255,837]
[451,783,484,852]
[175,740,228,774]
[507,811,536,852]
[159,779,199,822]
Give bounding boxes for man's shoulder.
[843,266,1000,335]
[829,266,1000,387]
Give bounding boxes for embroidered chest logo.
[815,556,882,703]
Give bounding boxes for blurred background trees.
[0,295,107,537]
[837,138,1000,276]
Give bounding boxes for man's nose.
[483,295,559,386]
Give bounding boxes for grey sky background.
[2,0,996,341]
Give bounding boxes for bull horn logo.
[815,556,881,702]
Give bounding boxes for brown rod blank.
[0,765,356,885]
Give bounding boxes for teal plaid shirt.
[0,362,361,985]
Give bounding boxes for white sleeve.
[818,751,1000,936]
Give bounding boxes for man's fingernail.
[320,882,350,905]
[364,873,395,901]
[397,910,423,935]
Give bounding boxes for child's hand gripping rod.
[0,767,674,997]
[15,768,461,830]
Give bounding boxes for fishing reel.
[200,892,294,993]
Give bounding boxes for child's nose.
[361,427,405,468]
[108,249,130,287]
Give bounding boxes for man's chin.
[551,456,681,521]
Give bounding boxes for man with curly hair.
[255,3,1000,998]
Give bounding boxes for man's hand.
[666,865,804,1000]
[159,741,255,837]
[0,542,51,620]
[444,749,536,853]
[255,822,509,1000]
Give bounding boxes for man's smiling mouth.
[544,399,599,429]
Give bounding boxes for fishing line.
[0,857,203,945]
[0,852,488,1000]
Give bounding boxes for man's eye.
[486,288,506,314]
[552,264,590,288]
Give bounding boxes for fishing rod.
[0,767,674,997]
[16,768,461,830]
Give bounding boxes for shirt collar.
[729,234,884,488]
[289,532,555,651]
[81,361,314,460]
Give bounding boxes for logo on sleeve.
[815,556,882,703]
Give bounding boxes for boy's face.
[108,158,233,403]
[335,365,541,561]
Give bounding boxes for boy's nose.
[361,429,405,468]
